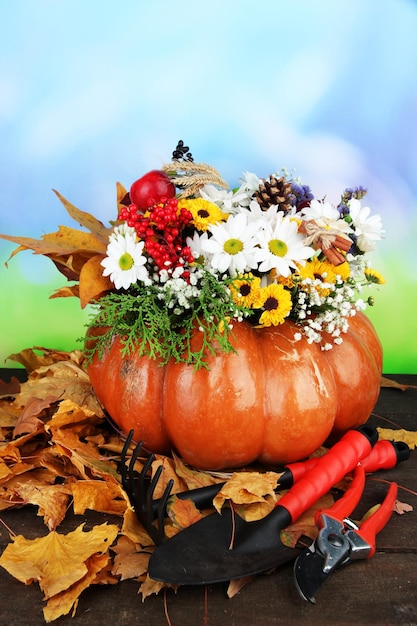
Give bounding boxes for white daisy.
[301,199,352,236]
[255,214,315,277]
[202,213,260,275]
[101,228,149,290]
[348,198,385,252]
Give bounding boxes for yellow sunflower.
[229,273,262,308]
[255,283,292,326]
[178,198,229,231]
[364,268,385,285]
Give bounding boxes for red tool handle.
[357,481,398,557]
[285,439,408,486]
[276,427,375,523]
[361,440,409,473]
[312,439,407,525]
[315,464,366,526]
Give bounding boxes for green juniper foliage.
[84,268,251,369]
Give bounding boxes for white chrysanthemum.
[199,185,238,211]
[199,175,258,212]
[255,214,315,277]
[101,228,149,290]
[348,198,385,252]
[110,223,135,239]
[301,199,352,235]
[186,231,211,263]
[240,171,261,193]
[243,199,283,225]
[202,213,260,275]
[233,171,262,207]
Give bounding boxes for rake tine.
[138,452,155,515]
[120,430,147,512]
[144,465,176,545]
[155,478,175,544]
[118,431,176,544]
[120,430,134,490]
[128,439,146,510]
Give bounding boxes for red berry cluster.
[118,198,194,273]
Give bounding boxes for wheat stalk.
[162,160,229,197]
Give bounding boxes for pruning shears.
[294,461,398,603]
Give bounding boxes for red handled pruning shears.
[294,460,399,603]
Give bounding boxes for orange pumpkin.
[86,311,382,470]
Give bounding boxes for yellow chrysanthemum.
[271,268,295,289]
[297,258,338,296]
[229,273,262,308]
[217,317,231,334]
[298,258,337,282]
[178,198,229,231]
[364,268,385,285]
[254,283,292,327]
[334,261,350,281]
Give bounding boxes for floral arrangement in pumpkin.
[1,141,385,368]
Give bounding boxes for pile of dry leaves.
[0,349,415,622]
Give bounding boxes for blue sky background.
[1,0,416,372]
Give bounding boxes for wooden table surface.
[0,371,416,626]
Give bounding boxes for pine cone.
[255,175,294,212]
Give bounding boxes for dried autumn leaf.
[394,499,414,515]
[116,181,128,205]
[121,507,155,547]
[151,456,187,500]
[0,467,60,512]
[139,574,174,600]
[7,347,64,372]
[50,284,80,299]
[13,483,71,530]
[18,363,105,418]
[2,225,106,262]
[43,553,110,623]
[52,189,112,242]
[51,438,120,483]
[46,398,102,431]
[0,442,21,465]
[167,496,204,530]
[377,427,417,449]
[0,377,21,397]
[227,576,255,598]
[172,452,223,490]
[12,395,56,438]
[380,376,417,391]
[0,401,23,427]
[0,522,119,598]
[50,427,117,481]
[213,471,279,521]
[71,479,127,516]
[112,550,150,581]
[78,253,113,308]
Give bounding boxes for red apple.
[130,170,176,211]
